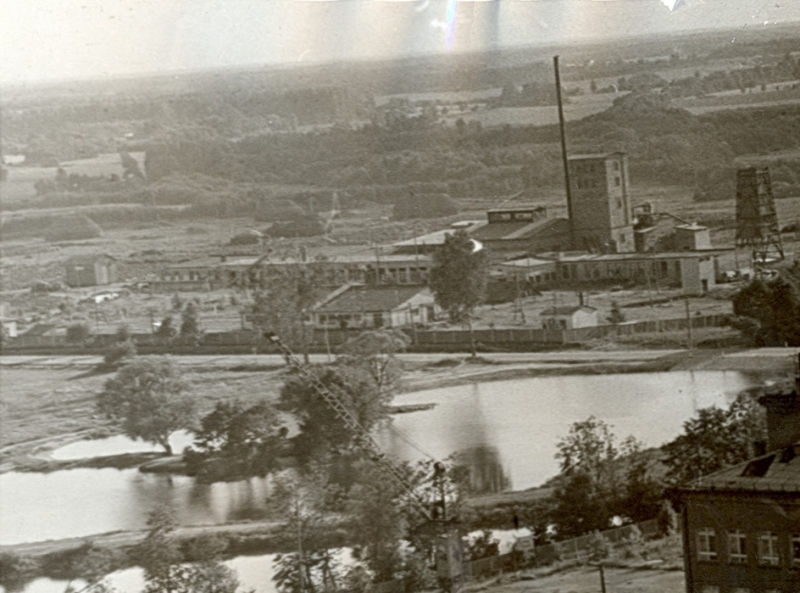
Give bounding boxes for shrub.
[103,340,137,368]
[66,323,92,344]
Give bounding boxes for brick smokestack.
[758,356,800,451]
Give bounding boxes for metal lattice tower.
[735,167,784,265]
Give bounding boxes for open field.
[440,92,620,128]
[1,152,144,204]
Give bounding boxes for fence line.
[3,314,729,354]
[366,518,662,590]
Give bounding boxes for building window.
[613,161,620,172]
[758,532,780,566]
[616,199,622,209]
[697,529,717,561]
[619,233,626,244]
[615,177,621,187]
[728,531,747,564]
[792,534,800,567]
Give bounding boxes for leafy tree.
[102,339,137,369]
[662,390,767,485]
[345,464,406,582]
[250,260,330,363]
[155,316,177,343]
[732,272,800,346]
[278,365,392,458]
[555,416,622,499]
[337,329,410,396]
[179,302,202,343]
[66,323,92,345]
[607,301,626,327]
[552,418,659,533]
[136,508,240,593]
[115,324,131,342]
[271,469,343,593]
[97,357,197,454]
[187,400,286,478]
[0,552,39,593]
[59,544,119,593]
[172,294,184,311]
[429,229,487,356]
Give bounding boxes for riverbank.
[2,347,797,474]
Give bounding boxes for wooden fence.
[3,314,729,354]
[366,518,662,591]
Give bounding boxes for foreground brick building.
[676,370,800,593]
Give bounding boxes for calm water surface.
[0,371,756,546]
[378,370,756,492]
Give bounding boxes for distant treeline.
[141,94,800,194]
[8,94,800,224]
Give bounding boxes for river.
[0,371,755,547]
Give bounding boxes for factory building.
[568,152,635,253]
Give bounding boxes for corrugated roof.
[316,285,431,313]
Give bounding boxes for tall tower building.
[735,167,784,264]
[567,152,634,253]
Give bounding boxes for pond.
[0,371,756,546]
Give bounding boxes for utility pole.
[599,564,607,593]
[554,56,575,248]
[685,297,693,350]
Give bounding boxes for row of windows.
[560,260,678,281]
[697,528,800,567]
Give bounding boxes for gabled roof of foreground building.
[315,285,432,314]
[680,380,800,495]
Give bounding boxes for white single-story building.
[540,305,598,330]
[313,285,438,330]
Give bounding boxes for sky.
[1,0,798,85]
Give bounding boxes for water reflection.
[6,555,280,593]
[379,371,756,490]
[0,469,274,546]
[455,445,511,495]
[1,371,757,546]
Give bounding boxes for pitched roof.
[499,257,557,269]
[681,384,800,495]
[681,445,800,494]
[316,285,431,313]
[540,306,596,316]
[471,217,570,242]
[65,254,115,265]
[23,323,58,336]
